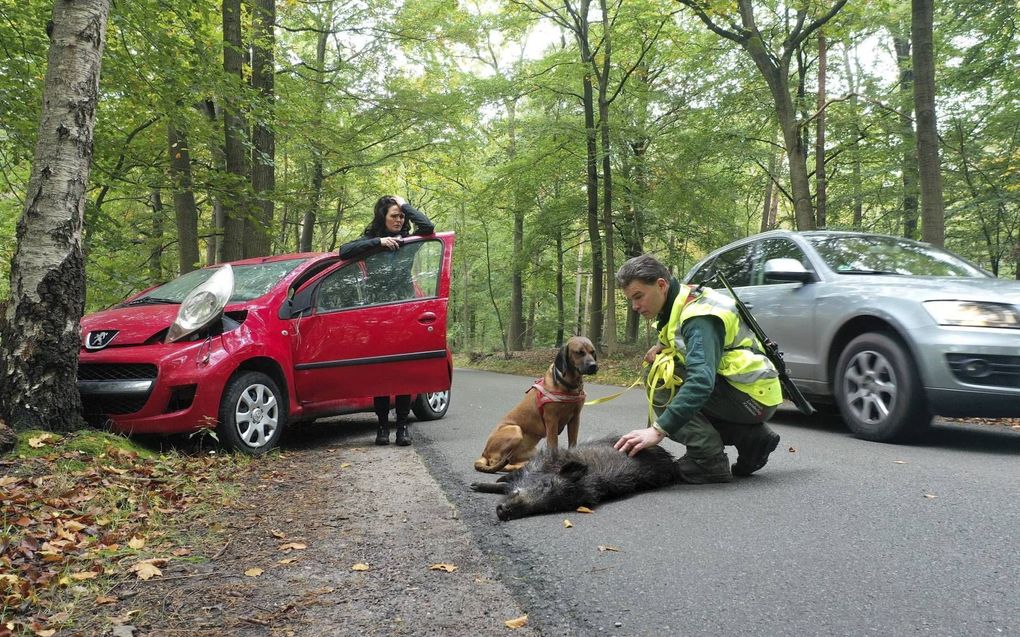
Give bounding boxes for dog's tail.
[474,455,510,473]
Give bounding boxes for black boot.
[676,452,732,484]
[395,418,412,446]
[375,418,390,446]
[716,422,780,477]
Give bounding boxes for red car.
[78,232,455,453]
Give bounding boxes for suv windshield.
[806,235,988,278]
[129,258,309,304]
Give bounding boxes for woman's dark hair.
[363,196,410,237]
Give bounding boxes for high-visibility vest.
[648,285,783,406]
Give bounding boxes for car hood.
[80,305,183,346]
[833,275,1020,304]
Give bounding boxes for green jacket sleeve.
[654,315,725,437]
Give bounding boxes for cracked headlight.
[923,300,1020,329]
[166,265,234,343]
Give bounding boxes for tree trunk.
[248,0,275,257]
[221,0,248,261]
[299,15,329,253]
[893,33,920,240]
[815,30,827,228]
[597,0,617,355]
[0,0,110,432]
[507,99,526,351]
[842,43,864,229]
[197,100,225,264]
[556,227,565,347]
[148,188,164,282]
[761,147,778,232]
[580,38,604,347]
[911,0,945,246]
[168,123,200,273]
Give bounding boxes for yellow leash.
[584,352,685,424]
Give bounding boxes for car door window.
[712,243,756,287]
[756,238,813,285]
[316,239,443,312]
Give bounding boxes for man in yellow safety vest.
[614,254,783,483]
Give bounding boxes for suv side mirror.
[764,258,816,283]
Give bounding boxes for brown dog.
[474,336,598,473]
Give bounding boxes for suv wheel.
[834,332,930,443]
[218,371,287,454]
[412,390,450,421]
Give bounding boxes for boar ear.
[560,460,588,481]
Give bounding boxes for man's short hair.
[616,254,671,287]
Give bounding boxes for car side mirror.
[764,258,816,283]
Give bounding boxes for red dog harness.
[528,378,586,421]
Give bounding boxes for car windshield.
[130,258,309,304]
[806,235,988,277]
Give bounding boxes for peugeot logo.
[85,330,119,351]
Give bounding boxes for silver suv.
[684,230,1020,442]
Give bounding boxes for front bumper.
[910,323,1020,418]
[78,337,236,434]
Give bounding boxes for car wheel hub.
[235,383,278,448]
[844,350,897,425]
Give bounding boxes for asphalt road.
[414,368,1019,637]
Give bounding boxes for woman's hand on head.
[379,237,401,250]
[392,195,407,207]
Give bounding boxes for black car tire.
[217,371,287,454]
[834,332,931,443]
[412,389,450,421]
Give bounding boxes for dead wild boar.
[470,436,685,521]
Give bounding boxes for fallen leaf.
[70,571,99,580]
[278,542,307,551]
[129,561,162,580]
[340,463,352,469]
[563,519,573,528]
[278,558,298,565]
[893,460,908,465]
[111,626,137,637]
[923,493,937,499]
[33,629,56,637]
[269,529,286,539]
[95,595,118,605]
[171,548,191,557]
[128,536,145,549]
[504,615,528,629]
[351,563,370,571]
[597,545,621,552]
[244,568,264,577]
[28,433,56,448]
[788,446,797,453]
[429,563,458,573]
[576,506,594,514]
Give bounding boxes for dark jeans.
[374,395,411,422]
[649,374,776,459]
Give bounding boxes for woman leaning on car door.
[338,195,435,446]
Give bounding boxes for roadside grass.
[453,345,650,387]
[0,429,256,637]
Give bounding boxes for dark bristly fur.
[470,436,686,521]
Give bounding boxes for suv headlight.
[923,300,1020,329]
[166,265,235,343]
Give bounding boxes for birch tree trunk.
[0,0,111,431]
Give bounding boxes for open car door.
[289,232,454,412]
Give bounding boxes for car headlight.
[923,300,1020,329]
[165,265,235,343]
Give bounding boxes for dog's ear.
[560,460,588,481]
[555,345,569,374]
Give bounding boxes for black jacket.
[338,203,434,260]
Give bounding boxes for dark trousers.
[374,395,411,422]
[650,374,776,459]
